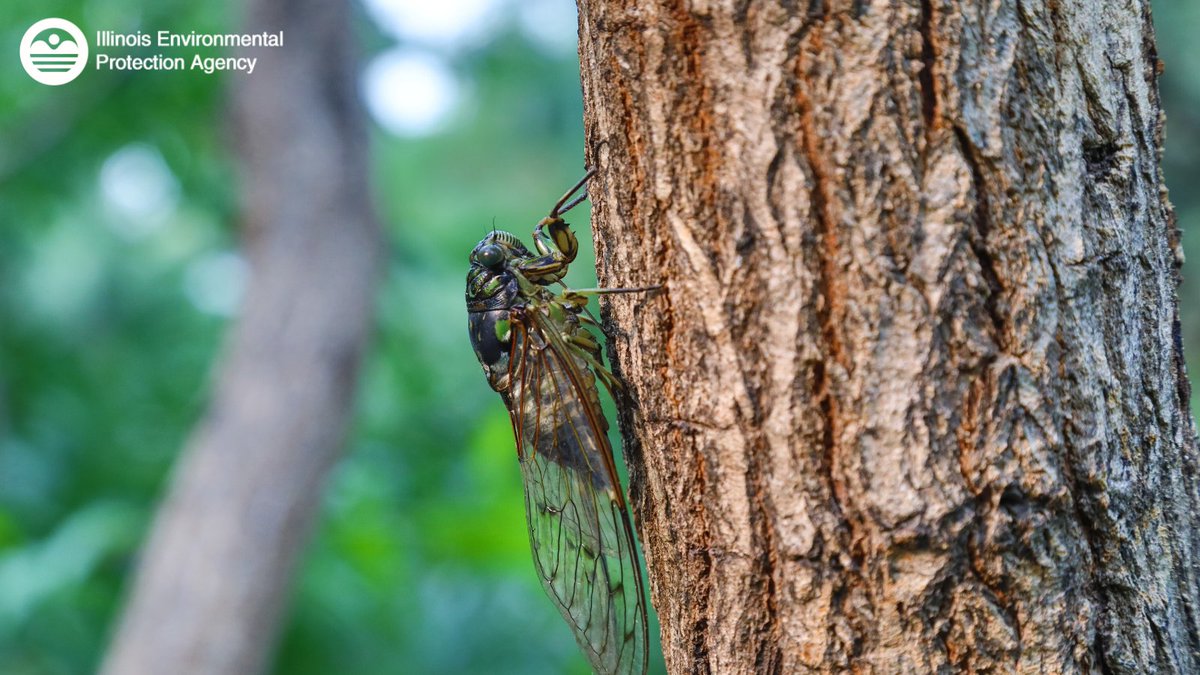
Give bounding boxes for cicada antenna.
[549,167,597,218]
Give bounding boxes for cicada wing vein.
[506,314,649,675]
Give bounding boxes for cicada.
[465,169,650,674]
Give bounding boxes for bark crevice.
[952,125,1007,350]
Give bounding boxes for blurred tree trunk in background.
[100,0,380,673]
[577,0,1199,672]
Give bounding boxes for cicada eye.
[475,244,505,269]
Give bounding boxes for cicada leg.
[590,357,624,396]
[576,312,602,329]
[557,285,662,342]
[562,286,661,399]
[565,339,623,396]
[548,167,597,220]
[518,215,578,284]
[564,326,601,353]
[518,169,597,285]
[561,286,662,304]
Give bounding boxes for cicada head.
[471,230,531,267]
[465,230,531,312]
[466,230,533,392]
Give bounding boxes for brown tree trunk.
[576,0,1198,672]
[99,0,380,673]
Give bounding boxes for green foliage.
[1,0,236,669]
[1,1,665,673]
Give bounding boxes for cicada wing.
[508,316,648,675]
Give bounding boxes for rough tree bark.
[100,0,380,673]
[577,0,1198,672]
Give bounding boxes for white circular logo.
[20,18,88,86]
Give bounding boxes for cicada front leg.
[517,215,578,284]
[518,169,596,285]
